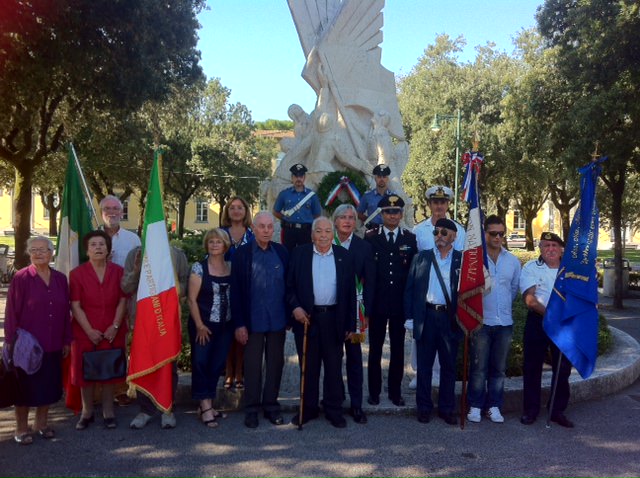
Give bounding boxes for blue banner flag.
[543,158,606,379]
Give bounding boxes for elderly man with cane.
[286,217,356,428]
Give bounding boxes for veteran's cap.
[426,185,453,200]
[289,164,308,176]
[372,164,391,176]
[434,217,457,232]
[540,231,564,247]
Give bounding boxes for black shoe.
[438,411,457,425]
[291,411,319,426]
[103,417,117,429]
[350,407,367,424]
[520,414,536,425]
[327,415,347,428]
[244,412,259,429]
[264,411,284,426]
[417,411,431,423]
[390,396,406,407]
[550,413,574,428]
[75,414,95,431]
[367,395,380,406]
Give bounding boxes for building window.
[122,200,129,222]
[513,210,525,230]
[196,199,209,223]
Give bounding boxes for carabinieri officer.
[357,164,395,230]
[273,163,322,252]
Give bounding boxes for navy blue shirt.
[274,186,321,224]
[357,189,394,225]
[249,241,286,332]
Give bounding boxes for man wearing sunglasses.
[409,186,465,390]
[404,218,462,425]
[467,215,521,424]
[365,195,417,408]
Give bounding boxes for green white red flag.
[55,145,93,278]
[127,151,181,412]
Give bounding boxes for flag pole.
[69,143,99,227]
[460,333,469,429]
[545,351,564,428]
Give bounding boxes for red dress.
[69,261,127,387]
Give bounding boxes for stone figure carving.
[266,0,412,225]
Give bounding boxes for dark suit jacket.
[346,235,375,315]
[403,248,462,340]
[286,244,356,340]
[365,226,417,317]
[230,241,289,332]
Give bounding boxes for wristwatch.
[113,322,120,330]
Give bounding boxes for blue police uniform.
[274,186,322,251]
[357,189,394,226]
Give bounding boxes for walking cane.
[298,321,309,431]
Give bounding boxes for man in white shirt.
[519,232,574,428]
[466,215,521,424]
[100,195,141,267]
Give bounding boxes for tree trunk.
[13,166,34,269]
[610,178,625,309]
[524,209,537,251]
[40,192,59,237]
[558,206,571,244]
[136,193,146,237]
[177,196,188,238]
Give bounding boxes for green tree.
[537,0,640,307]
[0,0,203,267]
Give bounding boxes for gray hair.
[27,235,54,252]
[253,210,275,226]
[312,216,333,231]
[100,194,123,210]
[332,204,357,223]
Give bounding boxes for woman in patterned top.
[187,228,234,428]
[220,196,254,391]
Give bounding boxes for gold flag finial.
[591,141,600,162]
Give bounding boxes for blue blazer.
[286,244,356,341]
[403,248,462,341]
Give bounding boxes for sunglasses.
[487,231,506,238]
[382,208,402,215]
[432,228,449,237]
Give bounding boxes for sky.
[197,0,543,122]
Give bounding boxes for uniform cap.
[372,164,391,176]
[378,194,404,209]
[289,164,308,176]
[426,186,453,200]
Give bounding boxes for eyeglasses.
[29,248,50,254]
[432,228,449,237]
[382,208,402,215]
[102,207,122,212]
[487,231,506,238]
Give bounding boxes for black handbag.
[0,356,19,408]
[82,348,126,381]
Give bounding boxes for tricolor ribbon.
[461,151,484,202]
[324,176,361,207]
[334,232,367,343]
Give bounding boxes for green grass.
[596,249,640,264]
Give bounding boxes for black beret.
[378,194,404,209]
[289,163,308,175]
[540,231,564,247]
[435,218,457,232]
[372,164,391,176]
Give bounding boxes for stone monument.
[265,0,413,225]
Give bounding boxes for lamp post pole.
[453,108,461,221]
[430,109,463,221]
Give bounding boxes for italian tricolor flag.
[127,151,181,412]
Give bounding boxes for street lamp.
[430,108,462,221]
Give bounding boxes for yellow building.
[0,188,221,238]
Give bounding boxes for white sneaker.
[409,377,417,390]
[161,412,176,429]
[467,407,482,423]
[487,407,504,423]
[130,412,152,429]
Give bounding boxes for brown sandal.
[198,407,219,428]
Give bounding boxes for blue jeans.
[468,324,513,409]
[189,321,234,400]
